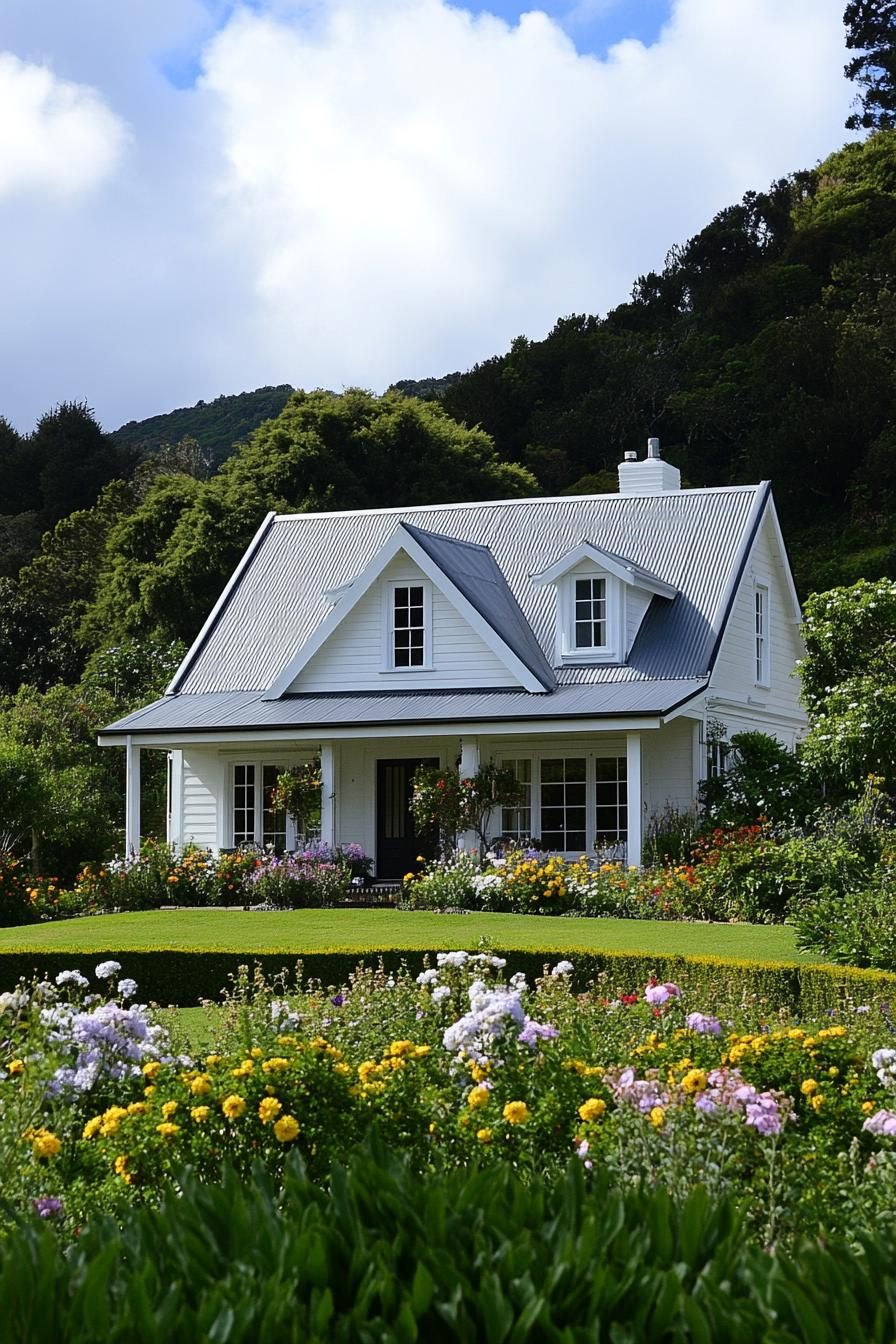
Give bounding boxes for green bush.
[5,1149,896,1342]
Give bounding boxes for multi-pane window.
[233,762,295,851]
[501,758,532,841]
[540,757,587,852]
[262,764,287,851]
[595,756,627,845]
[233,764,256,846]
[574,577,606,650]
[754,585,769,685]
[393,585,425,667]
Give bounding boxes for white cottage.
[99,442,807,875]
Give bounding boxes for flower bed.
[7,951,896,1247]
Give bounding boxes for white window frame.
[557,569,624,664]
[383,579,433,672]
[497,749,629,857]
[754,581,770,688]
[229,759,303,850]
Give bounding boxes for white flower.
[432,986,451,1004]
[416,968,439,986]
[95,961,122,981]
[55,970,89,989]
[118,978,138,1000]
[550,961,574,977]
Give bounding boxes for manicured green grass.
[0,908,814,963]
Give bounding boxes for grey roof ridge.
[399,520,556,691]
[268,482,761,523]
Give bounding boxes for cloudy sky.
[0,0,853,433]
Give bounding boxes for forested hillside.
[112,385,294,467]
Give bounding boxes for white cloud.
[0,51,127,198]
[196,0,852,394]
[0,0,854,429]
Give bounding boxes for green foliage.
[410,761,524,856]
[845,1,896,131]
[699,731,819,827]
[800,577,896,786]
[111,385,295,467]
[7,1150,896,1343]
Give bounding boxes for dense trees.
[845,0,896,130]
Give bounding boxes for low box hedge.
[1,943,894,1011]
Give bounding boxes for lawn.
[0,908,815,962]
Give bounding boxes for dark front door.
[376,758,438,879]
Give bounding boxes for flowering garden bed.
[7,948,896,1332]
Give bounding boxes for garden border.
[1,945,894,1010]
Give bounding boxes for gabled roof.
[106,482,789,738]
[264,521,554,696]
[530,541,677,598]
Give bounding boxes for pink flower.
[644,982,680,1006]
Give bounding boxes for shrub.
[401,851,482,908]
[0,854,40,927]
[247,854,350,908]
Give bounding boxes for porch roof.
[99,678,707,739]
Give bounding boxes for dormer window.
[389,581,431,669]
[574,577,607,650]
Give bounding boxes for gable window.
[754,583,770,686]
[391,583,427,668]
[574,577,607,649]
[231,762,290,850]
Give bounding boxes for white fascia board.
[264,524,547,698]
[705,484,770,658]
[97,715,666,749]
[764,495,803,623]
[530,541,676,599]
[166,511,277,694]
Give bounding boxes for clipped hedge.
[1,942,895,1010]
[5,1149,896,1342]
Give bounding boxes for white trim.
[706,483,770,653]
[557,571,625,665]
[531,540,677,598]
[264,523,548,697]
[167,511,277,694]
[763,495,802,623]
[168,750,184,849]
[125,735,141,859]
[320,742,337,848]
[626,732,642,867]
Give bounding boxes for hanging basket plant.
[271,759,323,840]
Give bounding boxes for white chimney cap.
[623,450,637,462]
[647,437,661,459]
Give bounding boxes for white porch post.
[125,734,141,860]
[458,736,480,855]
[320,741,337,849]
[626,731,642,868]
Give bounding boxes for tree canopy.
[845,0,896,130]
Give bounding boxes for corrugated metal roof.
[401,523,555,689]
[100,678,709,738]
[172,486,763,697]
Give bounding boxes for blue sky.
[0,1,853,432]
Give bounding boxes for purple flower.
[745,1094,783,1135]
[644,982,680,1007]
[33,1196,63,1219]
[518,1018,559,1047]
[330,994,344,1007]
[864,1109,896,1138]
[686,1012,722,1036]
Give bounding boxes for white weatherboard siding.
[338,737,451,861]
[181,750,225,849]
[292,555,519,692]
[708,513,805,741]
[643,717,700,819]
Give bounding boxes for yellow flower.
[113,1154,132,1184]
[680,1069,708,1095]
[161,1101,179,1119]
[476,1128,493,1144]
[578,1098,606,1122]
[333,1062,351,1076]
[190,1075,212,1095]
[82,1116,103,1139]
[800,1079,818,1096]
[649,1106,666,1129]
[262,1057,290,1075]
[100,1106,129,1137]
[358,1060,378,1080]
[862,1101,875,1114]
[142,1061,161,1079]
[828,1066,840,1078]
[231,1060,254,1078]
[156,1122,180,1138]
[126,1102,148,1116]
[502,1101,530,1126]
[810,1094,825,1112]
[250,1047,265,1059]
[258,1096,283,1125]
[191,1106,211,1123]
[31,1129,61,1159]
[467,1085,491,1110]
[222,1094,246,1120]
[273,1114,300,1143]
[7,1059,24,1075]
[205,1054,222,1067]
